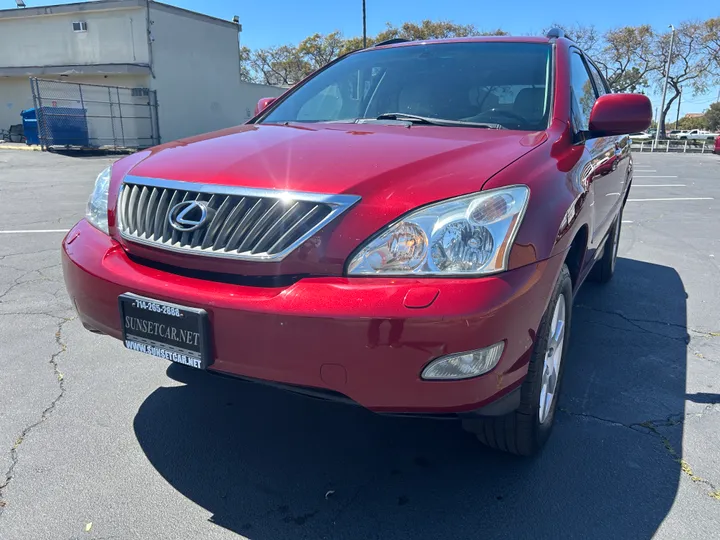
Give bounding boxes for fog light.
[421,342,504,380]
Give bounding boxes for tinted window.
[261,42,553,131]
[586,60,608,96]
[569,52,597,131]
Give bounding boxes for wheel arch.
[563,224,589,290]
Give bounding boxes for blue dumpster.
[20,108,39,145]
[21,107,89,147]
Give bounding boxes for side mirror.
[587,94,652,138]
[255,97,277,116]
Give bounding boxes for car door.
[569,50,625,245]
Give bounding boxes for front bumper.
[62,220,564,414]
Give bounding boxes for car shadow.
[134,257,687,539]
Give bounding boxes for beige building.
[0,0,284,144]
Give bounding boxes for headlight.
[347,186,529,276]
[86,166,112,234]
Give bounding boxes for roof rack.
[546,28,565,39]
[373,38,411,47]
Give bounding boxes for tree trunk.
[659,82,681,139]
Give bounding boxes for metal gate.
[29,78,160,150]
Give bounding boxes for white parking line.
[633,184,686,187]
[633,169,656,172]
[622,220,633,224]
[634,175,678,178]
[0,229,68,234]
[627,197,713,202]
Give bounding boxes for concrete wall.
[0,7,148,68]
[148,4,242,142]
[237,81,287,124]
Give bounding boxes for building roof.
[684,113,704,118]
[0,0,240,30]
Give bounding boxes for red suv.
[62,32,651,455]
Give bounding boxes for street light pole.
[362,0,367,48]
[655,25,675,147]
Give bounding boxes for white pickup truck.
[677,129,718,141]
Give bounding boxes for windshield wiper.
[370,113,503,129]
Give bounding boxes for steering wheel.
[465,108,530,129]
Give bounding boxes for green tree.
[651,22,718,138]
[250,44,310,86]
[599,25,656,92]
[239,46,256,83]
[340,20,502,55]
[676,115,709,130]
[705,102,720,131]
[298,31,345,70]
[701,17,720,70]
[542,23,600,55]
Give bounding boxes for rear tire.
[462,265,573,456]
[589,209,622,284]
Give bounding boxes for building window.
[131,88,150,97]
[72,21,88,32]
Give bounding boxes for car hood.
[121,123,547,276]
[129,123,544,202]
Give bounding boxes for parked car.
[678,129,718,141]
[715,136,720,154]
[62,31,651,456]
[630,131,653,141]
[668,130,686,139]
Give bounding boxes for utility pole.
[675,87,682,129]
[362,0,367,48]
[655,24,675,147]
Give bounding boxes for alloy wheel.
[538,294,566,424]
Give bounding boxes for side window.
[569,52,597,131]
[586,60,609,96]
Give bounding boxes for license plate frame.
[118,293,212,370]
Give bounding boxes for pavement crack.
[558,408,639,430]
[0,316,74,512]
[575,305,695,342]
[561,408,720,501]
[636,418,720,501]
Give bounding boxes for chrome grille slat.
[116,176,360,262]
[200,195,232,249]
[118,184,131,234]
[268,204,326,254]
[224,198,266,252]
[212,197,247,250]
[136,187,150,238]
[153,189,170,241]
[161,189,182,242]
[144,188,158,238]
[252,202,301,254]
[236,200,283,253]
[190,193,218,247]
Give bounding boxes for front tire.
[462,265,573,456]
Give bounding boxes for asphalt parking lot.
[0,148,719,540]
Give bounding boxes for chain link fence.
[29,78,160,150]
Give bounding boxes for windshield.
[259,42,553,131]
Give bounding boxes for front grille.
[116,176,360,261]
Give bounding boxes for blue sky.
[9,0,720,115]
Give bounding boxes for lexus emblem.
[168,200,209,232]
